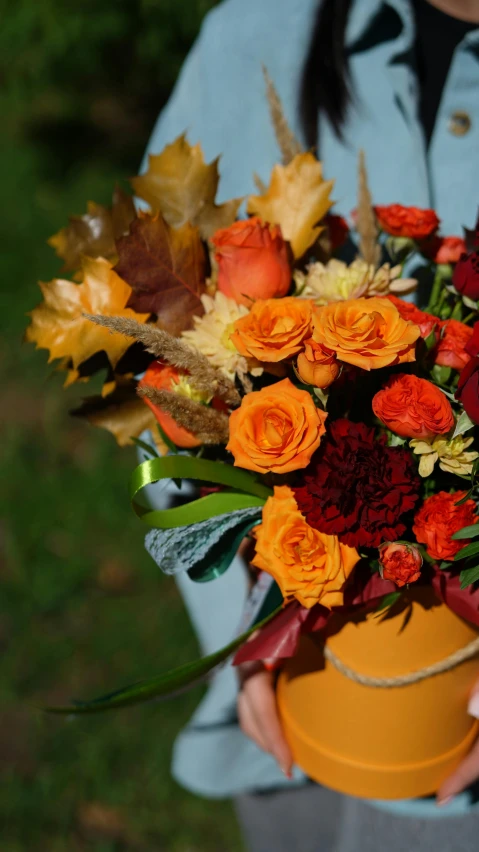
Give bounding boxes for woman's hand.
[237,661,293,778]
[437,679,479,805]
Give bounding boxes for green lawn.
[0,51,242,852]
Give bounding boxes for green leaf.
[44,604,284,715]
[452,524,479,541]
[453,410,475,439]
[424,328,438,351]
[453,541,479,562]
[187,518,258,583]
[430,364,452,386]
[375,591,402,614]
[460,565,479,590]
[130,436,160,459]
[156,422,178,454]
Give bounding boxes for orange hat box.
[277,589,479,800]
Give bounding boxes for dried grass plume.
[138,386,230,444]
[357,151,381,268]
[263,66,303,165]
[84,313,241,408]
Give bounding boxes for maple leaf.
[48,186,135,273]
[247,152,334,258]
[25,256,149,370]
[131,134,242,240]
[72,382,164,448]
[114,212,207,336]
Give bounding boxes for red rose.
[421,235,467,265]
[435,318,473,371]
[294,419,421,549]
[212,217,291,306]
[465,321,479,358]
[375,204,440,240]
[413,491,479,561]
[378,542,422,587]
[386,295,439,339]
[325,214,349,252]
[453,251,479,301]
[455,357,479,424]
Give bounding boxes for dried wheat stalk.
[263,66,302,165]
[356,150,381,268]
[85,314,241,408]
[138,386,230,444]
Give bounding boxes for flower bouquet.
[27,80,479,799]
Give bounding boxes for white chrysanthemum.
[181,291,262,382]
[295,258,417,305]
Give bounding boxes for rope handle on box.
[323,636,479,689]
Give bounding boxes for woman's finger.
[237,689,270,754]
[239,665,293,777]
[437,736,479,804]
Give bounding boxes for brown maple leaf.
[131,134,242,239]
[72,381,163,448]
[25,256,149,370]
[48,186,135,272]
[247,152,334,258]
[114,212,207,336]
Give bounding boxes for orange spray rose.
[372,373,454,440]
[378,542,422,587]
[253,486,359,608]
[296,339,340,388]
[212,216,291,306]
[311,296,420,370]
[231,297,313,362]
[435,319,473,371]
[226,378,327,474]
[138,361,201,448]
[413,491,479,561]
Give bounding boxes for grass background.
[1,1,243,848]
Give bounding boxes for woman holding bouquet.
[143,0,479,848]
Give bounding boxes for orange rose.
[372,373,454,440]
[413,491,479,561]
[378,542,422,588]
[252,486,359,608]
[212,216,291,306]
[139,361,201,448]
[231,297,313,363]
[226,377,327,474]
[296,339,340,388]
[435,319,473,371]
[311,296,420,370]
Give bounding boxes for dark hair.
[299,0,353,148]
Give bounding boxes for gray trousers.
[235,784,479,852]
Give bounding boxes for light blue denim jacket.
[142,0,479,813]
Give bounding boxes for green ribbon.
[129,456,272,529]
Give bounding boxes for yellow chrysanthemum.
[410,435,479,478]
[181,291,262,382]
[294,258,416,305]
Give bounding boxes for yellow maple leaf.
[131,134,242,240]
[247,153,335,258]
[25,256,149,371]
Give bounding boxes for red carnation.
[386,295,439,339]
[375,204,440,240]
[453,252,479,301]
[455,357,479,424]
[435,318,473,371]
[294,419,421,549]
